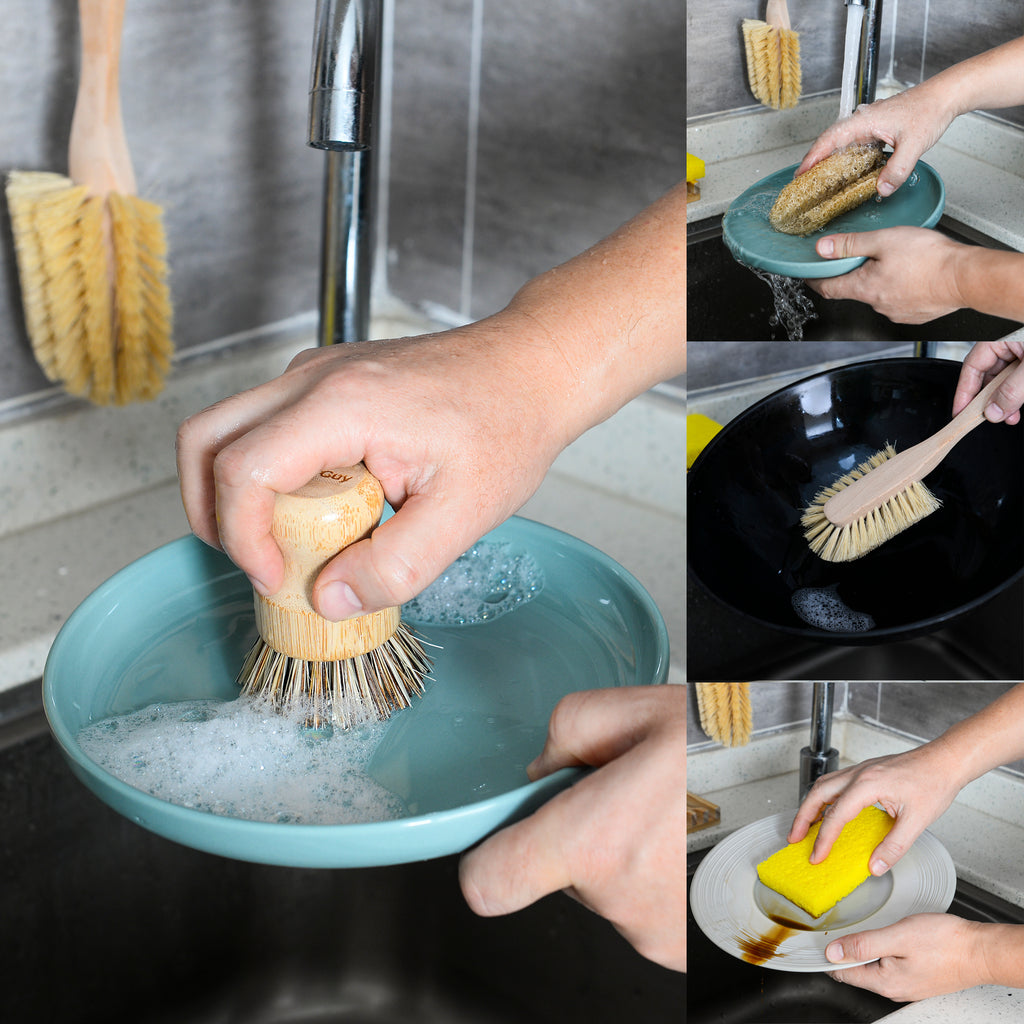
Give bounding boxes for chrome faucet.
[308,0,381,346]
[799,682,839,801]
[845,0,883,108]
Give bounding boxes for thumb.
[825,925,890,966]
[529,686,676,780]
[312,492,485,619]
[459,802,573,916]
[875,150,921,197]
[816,231,882,261]
[866,815,924,876]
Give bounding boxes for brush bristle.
[801,444,942,562]
[237,621,432,730]
[5,170,173,407]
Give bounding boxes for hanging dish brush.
[5,0,172,406]
[802,360,1019,562]
[236,463,432,730]
[743,0,802,110]
[695,682,752,747]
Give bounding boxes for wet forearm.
[952,247,1024,325]
[930,684,1024,789]
[933,36,1024,117]
[504,181,687,442]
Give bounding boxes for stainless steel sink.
[687,215,1022,341]
[1,683,685,1023]
[687,843,1024,1024]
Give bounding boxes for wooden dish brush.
[5,0,172,406]
[236,463,432,730]
[743,0,802,111]
[802,361,1019,562]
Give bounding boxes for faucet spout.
[308,0,382,347]
[799,681,839,801]
[309,0,379,150]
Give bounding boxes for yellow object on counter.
[756,806,895,918]
[686,413,723,469]
[687,153,705,202]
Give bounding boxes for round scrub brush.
[236,464,431,729]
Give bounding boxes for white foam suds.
[402,540,543,626]
[792,584,876,633]
[77,698,406,824]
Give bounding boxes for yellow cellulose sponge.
[756,806,894,918]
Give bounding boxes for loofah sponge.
[756,806,894,917]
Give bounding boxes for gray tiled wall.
[0,0,683,411]
[687,0,1024,124]
[688,682,1024,777]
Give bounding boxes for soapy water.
[791,584,876,633]
[402,541,543,626]
[74,541,547,824]
[77,698,406,824]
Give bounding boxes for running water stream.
[838,2,866,119]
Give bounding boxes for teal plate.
[43,518,668,868]
[723,159,945,278]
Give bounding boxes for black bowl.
[688,358,1024,644]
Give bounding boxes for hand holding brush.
[802,359,1020,562]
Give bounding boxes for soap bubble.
[77,698,406,824]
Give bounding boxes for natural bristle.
[237,621,433,730]
[802,444,942,562]
[5,170,173,407]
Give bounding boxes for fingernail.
[870,857,889,875]
[249,576,272,597]
[826,942,844,963]
[878,180,895,197]
[318,581,363,621]
[985,403,1006,423]
[818,238,835,257]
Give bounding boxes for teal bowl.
[723,159,945,278]
[43,517,669,868]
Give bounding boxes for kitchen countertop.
[689,718,1024,1022]
[686,93,1024,343]
[0,309,684,692]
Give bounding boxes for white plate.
[690,811,956,972]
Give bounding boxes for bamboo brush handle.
[766,0,792,31]
[824,361,1019,527]
[68,0,136,197]
[253,463,401,661]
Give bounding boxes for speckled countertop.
[689,719,1024,1022]
[0,309,684,693]
[686,93,1024,342]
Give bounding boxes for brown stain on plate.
[737,923,798,965]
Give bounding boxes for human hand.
[795,82,956,197]
[825,914,991,1001]
[788,743,962,875]
[176,322,577,619]
[807,226,970,323]
[458,686,687,972]
[953,341,1024,425]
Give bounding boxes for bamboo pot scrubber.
[6,0,172,406]
[803,360,1020,562]
[743,0,802,111]
[237,464,432,730]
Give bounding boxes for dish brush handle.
[254,463,401,660]
[825,361,1018,525]
[765,0,791,30]
[69,0,136,197]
